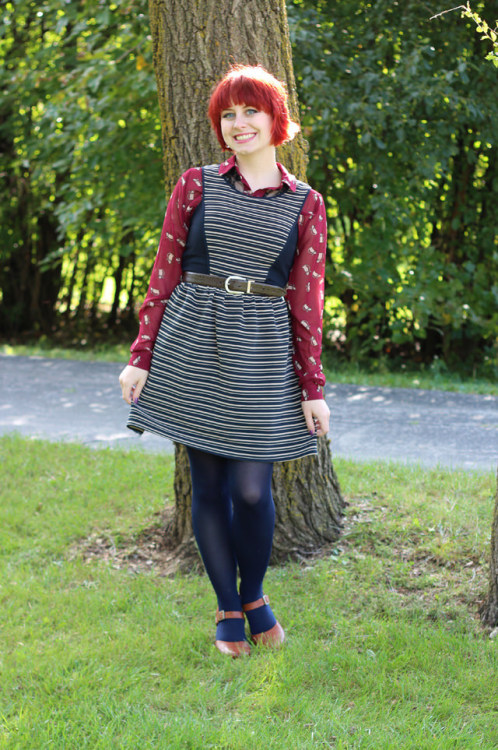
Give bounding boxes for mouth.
[233,133,257,143]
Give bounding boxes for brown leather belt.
[182,271,286,297]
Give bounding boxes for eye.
[245,107,258,115]
[221,111,235,119]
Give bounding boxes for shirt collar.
[218,155,297,192]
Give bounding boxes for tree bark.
[148,0,307,194]
[149,0,345,567]
[480,469,498,627]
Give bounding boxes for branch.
[429,5,467,21]
[430,4,498,60]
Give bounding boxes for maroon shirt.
[129,156,327,401]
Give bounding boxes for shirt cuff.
[128,350,152,371]
[300,381,324,401]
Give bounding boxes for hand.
[301,399,330,437]
[118,365,149,405]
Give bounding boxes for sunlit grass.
[323,351,498,395]
[1,435,497,748]
[0,341,130,363]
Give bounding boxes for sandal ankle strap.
[242,594,270,612]
[216,608,245,624]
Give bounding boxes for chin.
[234,143,258,154]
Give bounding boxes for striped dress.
[127,164,317,461]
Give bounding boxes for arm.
[286,189,330,436]
[128,167,203,371]
[119,167,203,403]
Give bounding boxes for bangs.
[215,78,274,115]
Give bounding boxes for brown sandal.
[215,609,251,657]
[242,595,285,647]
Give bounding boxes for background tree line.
[1,0,497,376]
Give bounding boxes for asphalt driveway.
[1,354,496,471]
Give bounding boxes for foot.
[242,595,285,647]
[251,621,285,647]
[215,608,251,658]
[215,639,251,657]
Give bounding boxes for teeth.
[235,134,255,141]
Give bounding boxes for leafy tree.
[0,0,162,336]
[442,2,498,630]
[2,0,496,379]
[432,3,498,67]
[425,2,498,629]
[288,0,498,373]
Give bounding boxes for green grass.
[321,351,498,396]
[2,342,497,395]
[0,341,130,364]
[1,434,497,749]
[324,363,498,396]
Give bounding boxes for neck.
[234,147,280,190]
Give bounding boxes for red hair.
[208,64,300,150]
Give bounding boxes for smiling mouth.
[233,133,257,142]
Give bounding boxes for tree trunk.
[168,438,343,567]
[148,0,307,194]
[149,0,345,566]
[480,469,498,627]
[108,252,126,330]
[63,243,82,320]
[124,251,137,326]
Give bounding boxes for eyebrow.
[221,104,257,111]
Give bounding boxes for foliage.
[1,0,497,376]
[440,3,498,64]
[288,0,498,373]
[0,0,163,336]
[1,435,497,747]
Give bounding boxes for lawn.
[1,435,497,749]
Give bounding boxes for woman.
[119,64,330,657]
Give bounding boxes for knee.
[233,485,271,509]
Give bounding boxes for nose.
[233,111,247,128]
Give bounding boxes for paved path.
[1,354,496,471]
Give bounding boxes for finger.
[304,412,315,435]
[317,414,328,435]
[121,379,136,405]
[119,375,129,404]
[317,415,330,436]
[132,375,148,404]
[120,383,129,404]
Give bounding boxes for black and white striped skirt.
[127,283,317,461]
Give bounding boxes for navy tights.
[187,447,277,642]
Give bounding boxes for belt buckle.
[224,275,253,295]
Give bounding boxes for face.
[220,103,274,156]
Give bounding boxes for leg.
[187,446,245,644]
[228,459,279,636]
